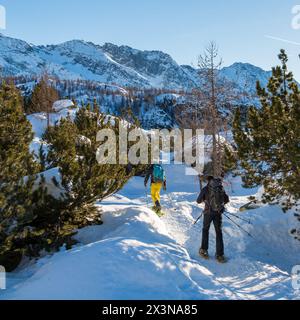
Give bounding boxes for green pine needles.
[0,83,141,270]
[233,50,300,211]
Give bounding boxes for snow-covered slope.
[0,163,299,300]
[102,43,199,89]
[0,34,272,93]
[0,35,44,76]
[0,206,227,300]
[220,63,272,95]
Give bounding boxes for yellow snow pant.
[151,182,162,205]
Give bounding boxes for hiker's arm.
[144,167,152,187]
[224,192,230,204]
[197,187,206,204]
[163,180,167,191]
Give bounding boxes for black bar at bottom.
[0,300,296,318]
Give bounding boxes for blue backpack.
[153,165,165,183]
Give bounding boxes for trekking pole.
[145,187,150,207]
[225,211,252,225]
[223,212,254,238]
[193,213,203,225]
[224,213,273,256]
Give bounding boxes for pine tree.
[0,82,71,270]
[223,145,238,174]
[44,104,138,227]
[233,50,300,211]
[0,82,38,270]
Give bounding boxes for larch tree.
[26,73,60,127]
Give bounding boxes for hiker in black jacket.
[197,176,229,263]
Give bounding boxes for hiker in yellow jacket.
[144,164,167,213]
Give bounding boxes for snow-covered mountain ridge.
[0,34,271,92]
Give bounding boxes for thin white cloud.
[265,35,300,46]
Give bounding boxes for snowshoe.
[156,209,165,217]
[151,206,165,217]
[154,201,164,216]
[199,249,209,260]
[216,255,227,264]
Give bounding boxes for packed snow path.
[116,164,300,300]
[1,164,299,300]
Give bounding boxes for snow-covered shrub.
[43,104,144,240]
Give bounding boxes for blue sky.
[1,0,300,79]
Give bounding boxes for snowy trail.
[160,193,295,300]
[1,164,299,300]
[116,164,299,300]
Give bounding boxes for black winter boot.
[199,249,209,259]
[216,255,227,264]
[155,201,162,213]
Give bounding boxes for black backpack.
[208,178,225,213]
